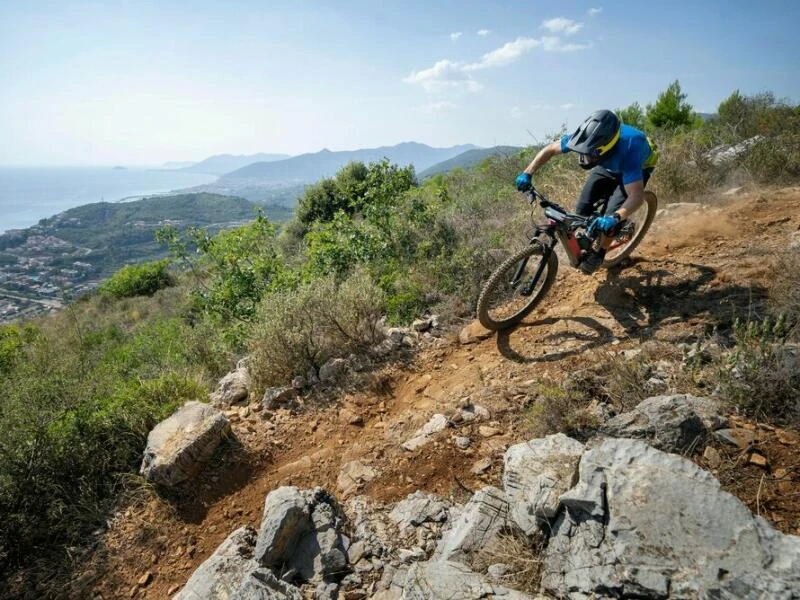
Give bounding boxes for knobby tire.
[476,242,558,331]
[603,191,658,268]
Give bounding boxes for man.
[515,110,658,274]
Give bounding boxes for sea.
[0,167,218,234]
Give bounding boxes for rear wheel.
[603,191,658,267]
[476,241,558,331]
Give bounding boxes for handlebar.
[524,185,591,228]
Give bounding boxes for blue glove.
[588,214,620,236]
[515,172,532,192]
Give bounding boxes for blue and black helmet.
[567,110,621,169]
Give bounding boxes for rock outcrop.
[139,401,230,489]
[542,438,800,599]
[599,394,725,453]
[210,366,251,407]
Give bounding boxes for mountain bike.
[476,185,658,331]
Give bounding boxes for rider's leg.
[575,169,618,216]
[599,168,653,250]
[578,170,618,274]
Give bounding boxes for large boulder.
[255,487,347,584]
[542,438,800,599]
[503,434,584,534]
[174,527,258,600]
[210,366,251,407]
[599,394,725,453]
[435,486,511,566]
[230,568,303,600]
[140,401,230,489]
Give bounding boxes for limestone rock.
[502,434,584,534]
[255,487,347,584]
[458,321,493,345]
[230,568,303,599]
[599,394,724,453]
[255,487,311,569]
[541,438,800,599]
[140,401,230,489]
[389,491,449,529]
[174,526,258,600]
[262,387,298,410]
[402,414,449,451]
[435,487,511,565]
[319,358,348,383]
[337,461,378,498]
[400,560,530,599]
[210,367,251,407]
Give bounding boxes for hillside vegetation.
[2,84,800,595]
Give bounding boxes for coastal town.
[0,225,100,323]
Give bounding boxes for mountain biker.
[515,110,658,274]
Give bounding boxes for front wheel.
[603,191,658,268]
[476,241,559,331]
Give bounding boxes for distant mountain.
[418,146,523,179]
[221,142,478,183]
[181,153,291,176]
[161,161,197,169]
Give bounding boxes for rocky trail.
[73,187,800,599]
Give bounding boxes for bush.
[717,316,800,423]
[525,379,603,440]
[768,250,800,339]
[99,260,173,299]
[0,308,208,572]
[247,270,385,390]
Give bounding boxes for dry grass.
[473,529,547,595]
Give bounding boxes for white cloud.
[510,106,524,119]
[588,7,602,17]
[450,32,462,42]
[405,35,590,93]
[463,36,541,70]
[560,102,576,109]
[403,59,482,93]
[542,17,584,35]
[477,29,491,36]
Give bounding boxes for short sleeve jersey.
[559,124,656,185]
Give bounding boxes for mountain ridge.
[180,153,292,176]
[222,142,479,183]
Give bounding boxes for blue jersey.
[560,124,657,185]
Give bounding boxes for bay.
[0,167,217,233]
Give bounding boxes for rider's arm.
[615,179,644,219]
[523,140,563,175]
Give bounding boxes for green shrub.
[247,269,385,390]
[738,134,800,181]
[0,308,207,571]
[768,250,800,339]
[717,316,800,423]
[99,259,173,299]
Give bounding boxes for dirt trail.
[80,187,800,599]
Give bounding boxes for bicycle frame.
[525,187,594,269]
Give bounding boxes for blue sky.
[1,0,798,165]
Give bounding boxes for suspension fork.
[512,238,554,296]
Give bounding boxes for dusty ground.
[65,187,800,599]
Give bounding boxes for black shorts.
[575,167,654,217]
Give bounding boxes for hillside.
[222,142,478,182]
[70,187,800,598]
[0,192,268,321]
[418,145,523,178]
[180,153,292,176]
